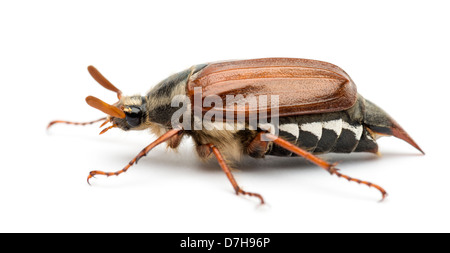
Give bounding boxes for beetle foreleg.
[47,117,107,130]
[263,133,387,201]
[207,144,265,204]
[87,128,183,184]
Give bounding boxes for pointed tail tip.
[390,120,425,155]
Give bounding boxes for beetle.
[48,58,424,204]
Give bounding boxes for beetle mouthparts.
[99,123,117,135]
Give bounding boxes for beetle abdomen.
[266,118,378,157]
[264,96,379,156]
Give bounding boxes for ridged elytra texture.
[187,58,358,118]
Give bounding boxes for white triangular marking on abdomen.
[300,122,322,139]
[342,121,363,140]
[279,123,299,140]
[322,119,342,136]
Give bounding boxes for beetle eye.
[125,107,142,127]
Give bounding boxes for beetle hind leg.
[331,166,388,200]
[263,133,388,201]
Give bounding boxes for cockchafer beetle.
[48,58,424,204]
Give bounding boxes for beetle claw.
[87,172,95,185]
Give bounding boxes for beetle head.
[111,95,149,131]
[85,66,149,134]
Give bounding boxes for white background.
[1,0,449,232]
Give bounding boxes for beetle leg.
[47,117,107,130]
[263,133,388,201]
[87,128,183,184]
[247,132,270,158]
[196,144,213,159]
[166,130,184,149]
[206,144,265,204]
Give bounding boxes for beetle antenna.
[87,65,123,100]
[85,96,126,118]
